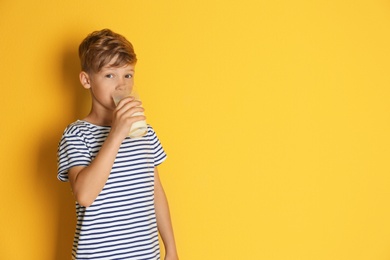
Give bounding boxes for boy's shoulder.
[62,120,87,135]
[62,120,108,137]
[61,121,159,140]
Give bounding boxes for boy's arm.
[68,133,123,207]
[68,97,144,207]
[154,167,179,260]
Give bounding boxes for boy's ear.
[79,71,91,89]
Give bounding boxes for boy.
[57,29,178,260]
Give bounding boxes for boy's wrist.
[165,251,179,260]
[107,131,125,143]
[165,246,178,259]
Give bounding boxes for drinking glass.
[112,87,147,138]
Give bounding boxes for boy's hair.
[79,29,137,73]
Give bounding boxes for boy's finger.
[125,107,145,116]
[115,106,145,119]
[115,96,134,108]
[116,99,142,111]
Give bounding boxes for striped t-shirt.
[57,120,167,260]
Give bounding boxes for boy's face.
[80,62,136,110]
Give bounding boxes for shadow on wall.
[37,41,89,260]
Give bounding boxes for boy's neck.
[83,109,113,126]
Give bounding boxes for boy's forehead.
[102,63,135,71]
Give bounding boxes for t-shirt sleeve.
[148,126,167,166]
[57,131,92,182]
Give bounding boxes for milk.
[112,92,147,139]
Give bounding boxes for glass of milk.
[112,87,147,138]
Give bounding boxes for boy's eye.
[125,74,133,79]
[105,74,114,78]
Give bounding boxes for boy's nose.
[119,78,126,86]
[117,78,128,89]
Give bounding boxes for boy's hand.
[165,254,179,260]
[111,96,145,139]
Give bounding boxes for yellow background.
[1,0,390,259]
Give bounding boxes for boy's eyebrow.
[100,66,135,72]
